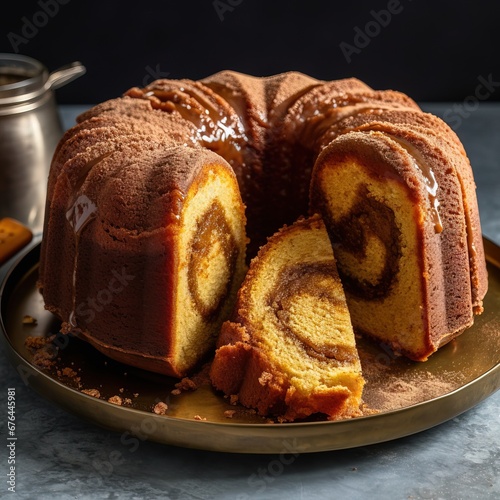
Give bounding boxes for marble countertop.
[1,104,499,499]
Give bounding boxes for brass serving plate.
[1,240,500,454]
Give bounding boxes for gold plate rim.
[1,240,500,454]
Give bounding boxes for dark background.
[0,0,499,104]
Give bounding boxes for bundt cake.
[39,70,487,380]
[209,215,364,421]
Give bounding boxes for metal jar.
[0,54,85,233]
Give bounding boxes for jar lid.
[0,54,49,106]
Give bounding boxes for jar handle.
[46,61,86,91]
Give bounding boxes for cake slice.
[210,215,364,421]
[310,128,485,361]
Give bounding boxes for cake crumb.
[22,315,37,325]
[258,371,273,386]
[81,389,101,398]
[61,367,78,378]
[119,387,124,393]
[193,415,206,421]
[224,410,236,418]
[25,336,48,350]
[153,402,169,415]
[172,363,212,394]
[229,394,239,405]
[108,395,123,405]
[123,398,132,405]
[133,393,139,398]
[55,366,80,384]
[31,348,57,368]
[25,336,58,369]
[175,377,198,392]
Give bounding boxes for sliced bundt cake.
[39,70,488,383]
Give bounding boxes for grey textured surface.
[0,104,499,499]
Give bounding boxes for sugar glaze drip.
[65,153,111,328]
[385,134,443,234]
[65,194,98,328]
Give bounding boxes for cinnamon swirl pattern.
[210,216,364,421]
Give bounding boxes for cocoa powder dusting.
[358,345,467,413]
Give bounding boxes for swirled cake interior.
[210,216,364,421]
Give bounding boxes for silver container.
[0,54,85,233]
